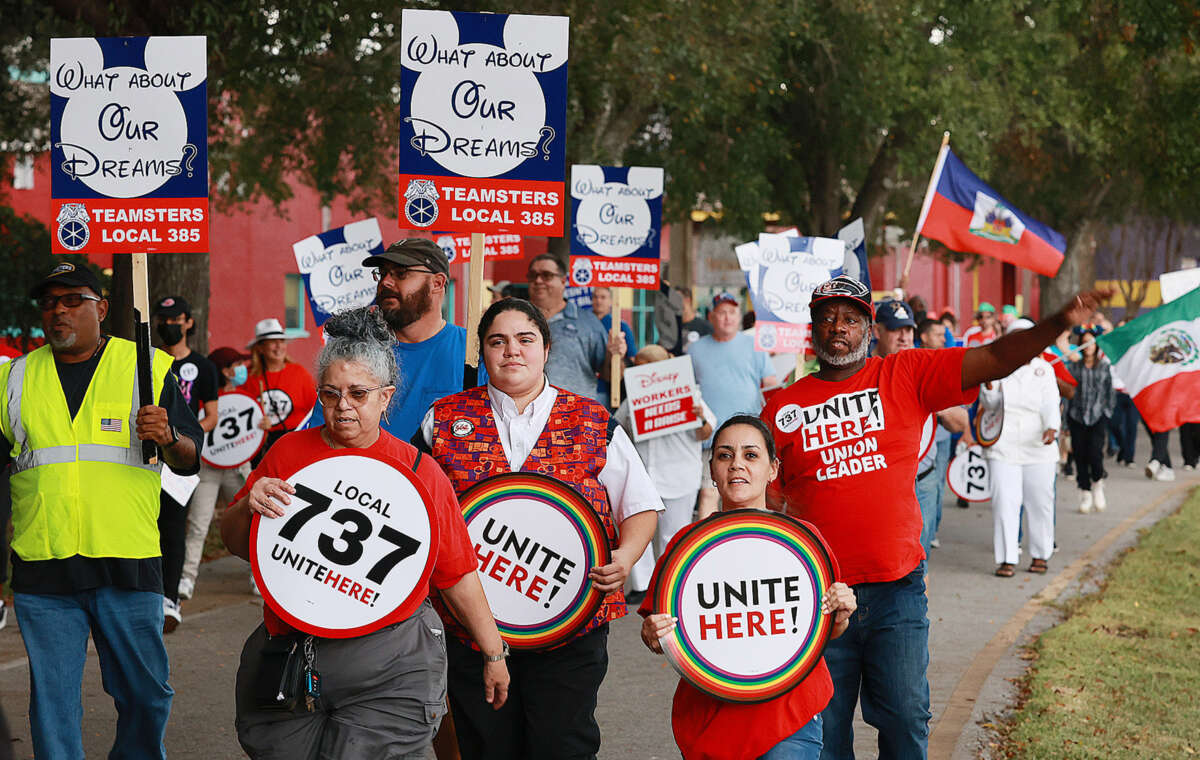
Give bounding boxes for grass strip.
[999,487,1200,758]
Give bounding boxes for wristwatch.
[163,425,181,448]
[483,641,510,662]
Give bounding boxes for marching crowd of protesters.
[0,241,1192,760]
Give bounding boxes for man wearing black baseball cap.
[2,263,204,758]
[151,295,220,632]
[300,237,481,442]
[761,274,1111,757]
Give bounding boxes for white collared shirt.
[420,378,664,524]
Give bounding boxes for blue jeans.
[1112,393,1140,464]
[819,563,931,760]
[917,441,952,551]
[14,588,173,760]
[760,714,823,759]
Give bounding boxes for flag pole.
[903,131,951,281]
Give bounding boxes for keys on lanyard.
[303,636,321,712]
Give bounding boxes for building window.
[632,288,658,348]
[284,274,308,338]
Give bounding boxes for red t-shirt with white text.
[243,363,318,432]
[237,427,477,635]
[762,348,978,585]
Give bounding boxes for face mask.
[231,365,248,387]
[157,322,184,346]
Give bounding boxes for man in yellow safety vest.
[0,262,203,760]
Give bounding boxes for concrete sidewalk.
[1,432,1195,759]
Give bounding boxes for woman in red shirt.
[640,415,856,760]
[243,318,318,463]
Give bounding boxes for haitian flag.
[1095,288,1200,433]
[915,146,1065,277]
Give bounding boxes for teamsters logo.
[1148,326,1199,367]
[969,191,1025,246]
[572,257,593,286]
[56,203,91,251]
[403,179,440,228]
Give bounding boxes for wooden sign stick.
[609,288,625,408]
[464,232,487,368]
[131,252,158,465]
[903,131,952,281]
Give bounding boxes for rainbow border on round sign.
[458,473,610,650]
[651,509,836,703]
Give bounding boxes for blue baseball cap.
[876,300,916,331]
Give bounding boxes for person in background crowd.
[678,287,713,349]
[151,295,220,633]
[223,307,509,759]
[2,263,202,759]
[591,285,637,407]
[526,253,625,403]
[905,293,929,324]
[489,280,512,304]
[615,344,716,603]
[938,310,960,348]
[244,318,317,465]
[655,281,685,355]
[177,346,253,603]
[1108,321,1141,469]
[979,318,1062,576]
[1065,327,1116,513]
[1180,422,1200,472]
[1144,423,1177,481]
[640,415,857,760]
[417,298,660,760]
[999,304,1019,331]
[689,293,778,519]
[761,275,1109,759]
[961,302,999,346]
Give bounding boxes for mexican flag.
[1096,287,1200,432]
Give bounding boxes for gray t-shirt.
[546,301,608,402]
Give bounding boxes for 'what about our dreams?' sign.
[569,165,664,290]
[398,10,568,236]
[50,36,208,254]
[292,219,384,327]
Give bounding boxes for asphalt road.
[1,431,1195,759]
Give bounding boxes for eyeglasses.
[372,266,436,282]
[316,385,391,407]
[527,270,563,282]
[36,292,103,311]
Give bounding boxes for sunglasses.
[316,385,391,407]
[36,292,103,311]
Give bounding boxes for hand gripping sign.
[50,36,208,254]
[252,453,437,638]
[398,10,569,235]
[569,165,664,289]
[201,394,266,469]
[947,444,993,502]
[455,473,611,650]
[650,510,837,703]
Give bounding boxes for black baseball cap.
[875,300,916,330]
[153,295,191,318]
[363,238,450,276]
[31,262,104,299]
[809,275,875,319]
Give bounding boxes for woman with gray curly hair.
[222,306,509,759]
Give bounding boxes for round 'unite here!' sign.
[456,473,611,651]
[201,393,265,469]
[251,453,437,638]
[651,510,837,703]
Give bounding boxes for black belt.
[916,465,936,482]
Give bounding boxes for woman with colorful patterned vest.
[418,298,663,760]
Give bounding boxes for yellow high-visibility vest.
[0,338,172,561]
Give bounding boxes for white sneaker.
[1078,489,1094,514]
[0,599,7,631]
[177,577,195,601]
[162,597,182,634]
[930,538,941,549]
[1093,481,1107,512]
[1186,464,1196,472]
[1155,466,1176,482]
[1145,460,1161,479]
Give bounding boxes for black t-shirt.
[681,317,713,347]
[7,339,204,594]
[171,350,220,416]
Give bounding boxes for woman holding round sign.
[640,416,856,760]
[416,298,663,760]
[221,308,510,759]
[243,317,318,466]
[979,319,1063,578]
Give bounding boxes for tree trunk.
[107,253,211,353]
[1038,218,1101,317]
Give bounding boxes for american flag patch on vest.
[100,418,122,432]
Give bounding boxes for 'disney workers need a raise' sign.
[50,36,208,254]
[623,356,702,443]
[398,10,568,236]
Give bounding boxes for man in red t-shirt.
[762,276,1109,759]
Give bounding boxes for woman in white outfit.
[980,319,1062,577]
